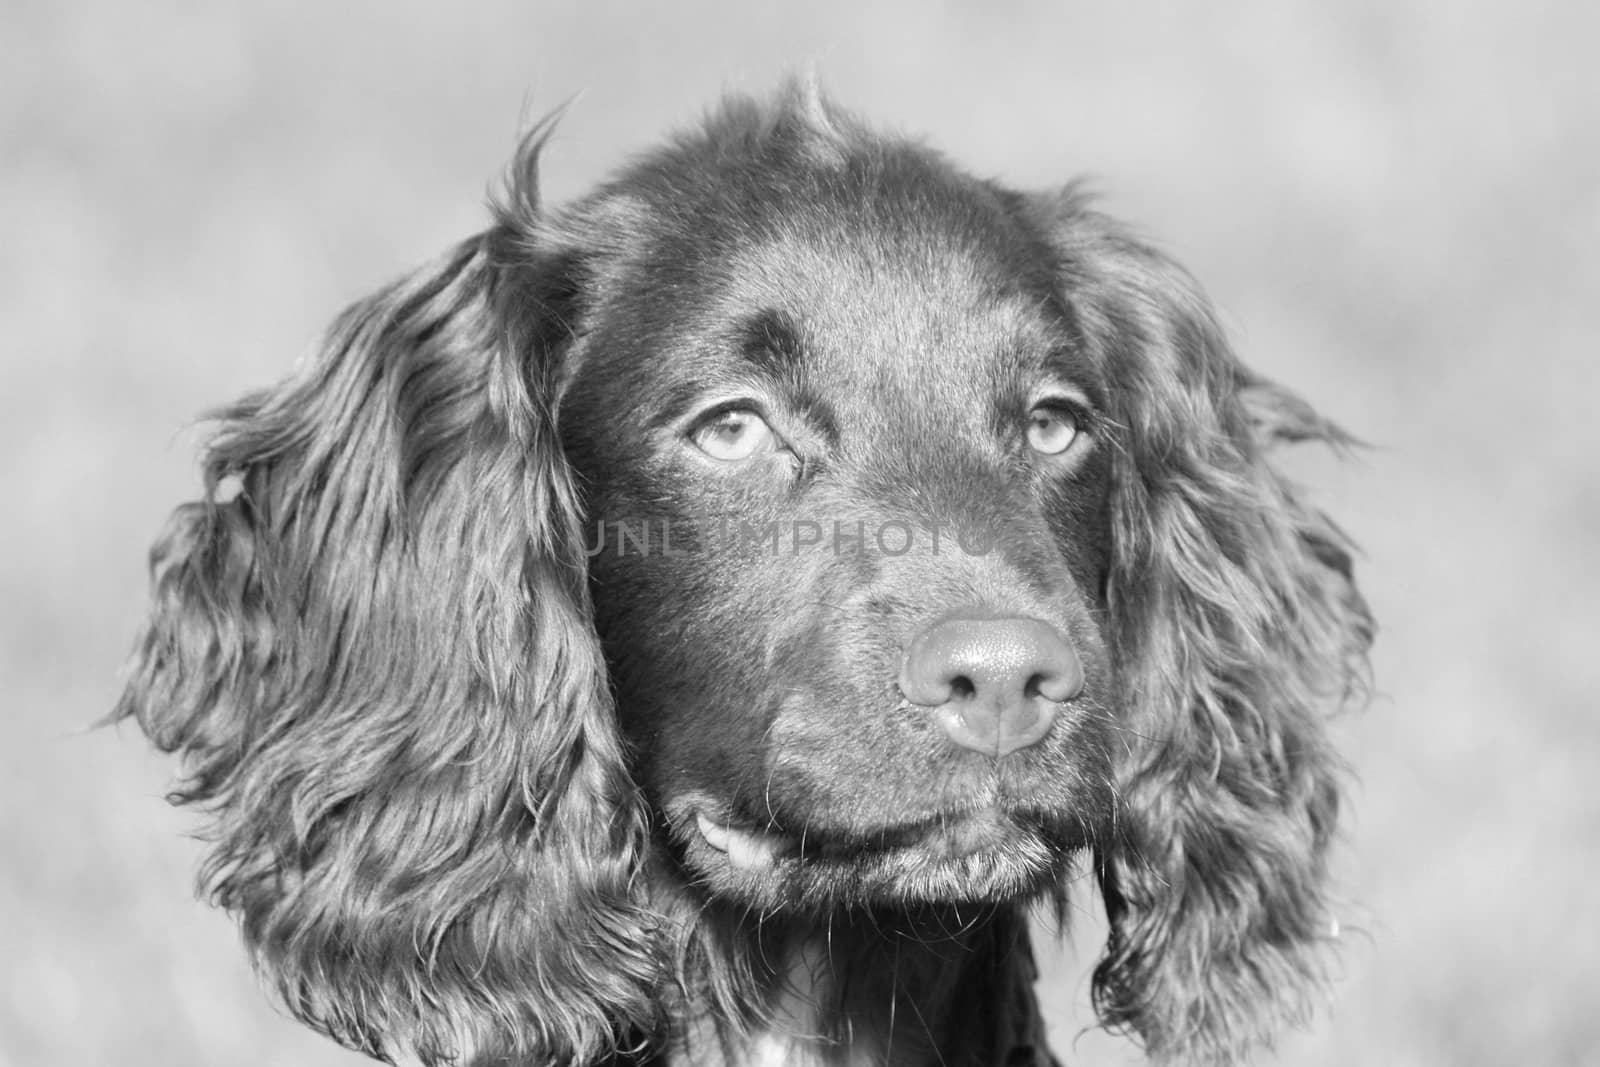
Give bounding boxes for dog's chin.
[674,803,1076,910]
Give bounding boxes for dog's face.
[117,88,1371,1065]
[559,160,1116,907]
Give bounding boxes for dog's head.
[118,84,1371,1065]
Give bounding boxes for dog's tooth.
[696,811,785,870]
[725,827,782,871]
[696,812,731,852]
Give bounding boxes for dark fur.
[116,83,1371,1065]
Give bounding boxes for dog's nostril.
[898,614,1083,757]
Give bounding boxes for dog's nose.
[898,615,1082,757]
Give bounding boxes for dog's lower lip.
[694,812,792,871]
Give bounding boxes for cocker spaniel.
[116,83,1372,1066]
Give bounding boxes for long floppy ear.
[113,137,658,1065]
[1025,188,1373,1062]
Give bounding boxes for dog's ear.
[1022,188,1373,1062]
[113,131,658,1066]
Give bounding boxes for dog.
[115,82,1372,1066]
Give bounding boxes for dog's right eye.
[689,408,780,463]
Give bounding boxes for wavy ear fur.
[113,134,657,1065]
[1026,188,1373,1062]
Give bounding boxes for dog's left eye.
[690,408,780,462]
[1026,404,1083,456]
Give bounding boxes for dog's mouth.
[667,792,1079,906]
[689,802,1046,872]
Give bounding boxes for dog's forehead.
[719,214,1053,382]
[637,167,1078,414]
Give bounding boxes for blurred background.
[3,2,1595,1064]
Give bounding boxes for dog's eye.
[1026,404,1082,456]
[691,408,779,462]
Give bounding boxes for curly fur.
[118,134,659,1063]
[115,82,1371,1066]
[1028,196,1372,1061]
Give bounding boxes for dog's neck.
[672,931,885,1067]
[652,902,1053,1067]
